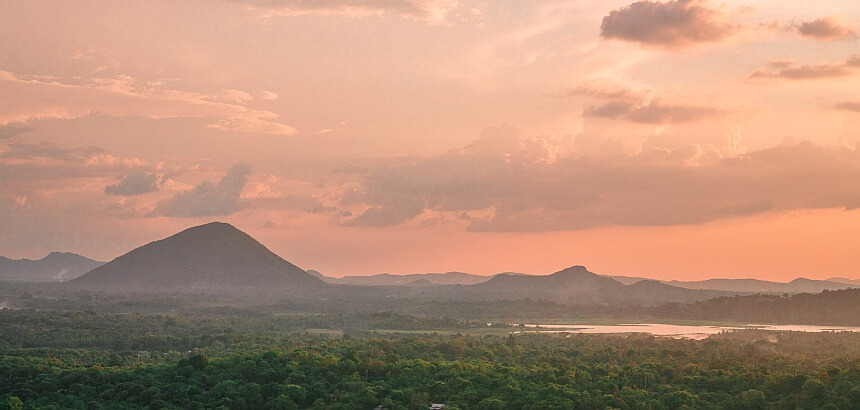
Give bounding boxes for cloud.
[230,0,481,24]
[575,80,730,125]
[13,195,27,207]
[600,0,738,49]
[104,170,159,196]
[0,123,35,140]
[0,71,298,135]
[749,56,860,81]
[343,199,426,227]
[585,99,728,124]
[152,163,252,217]
[259,90,279,100]
[204,89,254,104]
[569,82,649,102]
[343,127,860,231]
[796,17,857,42]
[0,141,147,180]
[835,101,860,112]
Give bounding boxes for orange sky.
[1,1,859,281]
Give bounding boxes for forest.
[1,308,859,409]
[1,278,858,409]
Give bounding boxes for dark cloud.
[584,101,638,118]
[751,65,849,80]
[343,200,425,227]
[796,18,857,42]
[569,83,648,102]
[104,170,159,196]
[153,163,251,217]
[0,123,35,140]
[627,100,728,124]
[585,99,727,124]
[344,128,860,231]
[600,0,738,49]
[835,101,860,112]
[749,56,859,80]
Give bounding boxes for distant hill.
[324,271,497,286]
[467,266,722,305]
[306,270,327,280]
[70,222,324,292]
[310,268,857,295]
[0,252,104,283]
[652,288,860,326]
[827,277,860,286]
[663,278,856,293]
[605,275,649,285]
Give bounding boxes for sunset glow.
[2,0,859,280]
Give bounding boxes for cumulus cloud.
[749,56,860,81]
[342,127,860,231]
[600,0,738,49]
[230,0,482,24]
[152,163,252,217]
[796,17,857,42]
[104,170,159,196]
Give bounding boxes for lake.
[513,323,860,339]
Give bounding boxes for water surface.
[514,323,860,339]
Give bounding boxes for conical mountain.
[469,265,625,303]
[71,222,324,291]
[476,265,622,294]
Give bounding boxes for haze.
[2,0,859,280]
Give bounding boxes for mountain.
[467,266,721,305]
[827,277,860,286]
[306,270,327,280]
[605,275,649,285]
[326,271,496,286]
[474,266,621,294]
[0,252,104,283]
[70,222,324,292]
[651,288,860,326]
[663,278,856,293]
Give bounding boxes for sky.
[1,0,859,280]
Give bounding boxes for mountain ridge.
[464,265,722,305]
[0,252,104,283]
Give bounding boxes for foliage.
[1,317,858,409]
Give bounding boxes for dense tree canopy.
[1,314,858,409]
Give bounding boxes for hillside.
[70,222,324,292]
[0,252,104,283]
[827,277,860,286]
[467,266,721,305]
[651,288,860,326]
[664,278,856,293]
[325,271,496,286]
